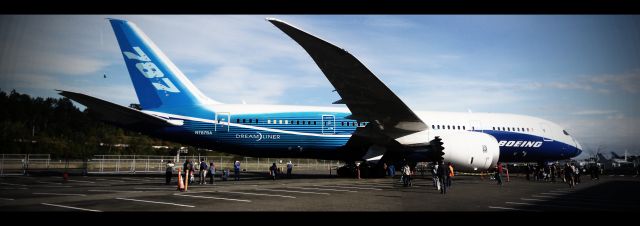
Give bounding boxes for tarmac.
[0,172,638,211]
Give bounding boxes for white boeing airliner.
[58,18,582,174]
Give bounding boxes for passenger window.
[447,125,450,130]
[249,119,252,123]
[457,126,461,130]
[463,126,466,130]
[267,120,271,124]
[237,119,240,123]
[314,121,317,125]
[341,122,344,126]
[242,119,246,123]
[432,125,435,129]
[256,119,259,124]
[279,120,283,124]
[285,120,289,124]
[437,125,440,129]
[302,121,306,125]
[297,120,300,125]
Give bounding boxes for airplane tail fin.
[108,19,220,111]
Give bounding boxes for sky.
[1,15,639,159]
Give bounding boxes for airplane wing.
[268,18,427,139]
[57,90,182,129]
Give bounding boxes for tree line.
[0,89,221,159]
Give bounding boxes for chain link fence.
[0,154,343,175]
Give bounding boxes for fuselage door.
[540,122,553,141]
[215,112,230,132]
[322,115,335,134]
[469,120,482,132]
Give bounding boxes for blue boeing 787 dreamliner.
[58,18,582,173]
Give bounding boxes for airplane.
[58,18,583,175]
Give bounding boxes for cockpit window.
[563,130,570,136]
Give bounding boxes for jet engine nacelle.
[396,130,500,171]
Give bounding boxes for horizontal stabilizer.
[57,90,182,128]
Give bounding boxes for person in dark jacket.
[270,163,277,180]
[437,161,448,194]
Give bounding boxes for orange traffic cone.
[177,169,185,192]
[184,169,189,192]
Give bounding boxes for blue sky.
[1,15,639,159]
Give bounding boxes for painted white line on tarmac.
[288,187,357,193]
[33,192,87,196]
[133,187,176,190]
[88,190,143,193]
[316,185,382,191]
[41,203,102,212]
[0,182,27,186]
[532,195,555,198]
[115,197,195,207]
[521,198,548,202]
[35,186,73,188]
[255,188,329,195]
[67,179,96,184]
[216,191,296,199]
[539,193,562,196]
[0,197,15,201]
[506,202,536,206]
[174,194,251,202]
[95,179,126,182]
[37,181,62,185]
[0,187,28,190]
[488,206,524,211]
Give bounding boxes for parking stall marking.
[488,206,525,211]
[287,187,357,193]
[41,203,102,212]
[315,185,383,191]
[506,201,536,206]
[67,179,96,184]
[87,190,143,193]
[255,188,330,195]
[115,197,195,207]
[173,194,251,202]
[33,192,87,196]
[0,182,27,186]
[215,191,296,199]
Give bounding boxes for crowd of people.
[524,162,600,188]
[164,158,296,185]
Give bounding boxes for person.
[437,161,448,193]
[234,160,241,181]
[494,165,502,186]
[222,168,229,181]
[383,163,388,176]
[286,161,293,178]
[551,164,557,183]
[165,160,174,185]
[525,164,531,181]
[401,163,411,187]
[432,163,440,190]
[183,159,193,184]
[447,162,454,188]
[208,161,215,184]
[199,158,208,184]
[356,162,361,179]
[594,164,600,180]
[389,164,396,177]
[564,163,574,188]
[270,163,278,180]
[573,163,580,185]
